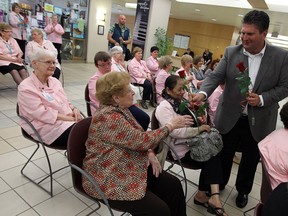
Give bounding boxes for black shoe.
[236,193,248,208]
[140,100,148,109]
[150,100,157,108]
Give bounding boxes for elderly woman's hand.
[166,115,194,132]
[72,108,82,122]
[199,124,211,133]
[147,150,162,178]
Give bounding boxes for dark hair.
[150,46,159,53]
[12,3,20,11]
[242,10,270,33]
[280,102,288,129]
[94,51,111,67]
[161,75,182,98]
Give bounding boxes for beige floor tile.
[33,190,88,216]
[0,150,27,172]
[0,126,22,139]
[0,190,30,215]
[0,177,11,194]
[0,140,14,154]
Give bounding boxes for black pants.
[53,67,61,80]
[262,182,288,216]
[181,151,223,191]
[128,105,150,131]
[15,38,26,59]
[221,116,259,194]
[134,79,153,101]
[108,166,186,216]
[50,124,74,149]
[53,43,62,64]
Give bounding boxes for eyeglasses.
[98,62,112,68]
[38,60,57,66]
[3,30,12,33]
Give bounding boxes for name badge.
[42,91,54,101]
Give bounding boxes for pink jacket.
[8,11,27,40]
[128,58,151,84]
[44,23,64,44]
[17,73,75,144]
[155,100,200,159]
[258,128,288,190]
[26,40,61,69]
[0,37,23,66]
[207,85,223,126]
[155,69,170,104]
[146,56,159,77]
[88,70,103,114]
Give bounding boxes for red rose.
[178,70,186,78]
[236,62,246,72]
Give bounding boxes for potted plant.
[154,27,173,57]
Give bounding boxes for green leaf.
[179,101,188,114]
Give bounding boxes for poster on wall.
[44,3,54,13]
[173,34,190,49]
[132,0,151,52]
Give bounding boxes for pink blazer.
[26,40,61,69]
[0,37,23,66]
[88,70,104,114]
[155,69,170,104]
[8,11,27,40]
[44,23,64,44]
[146,56,159,77]
[17,73,75,144]
[259,128,288,190]
[128,58,151,84]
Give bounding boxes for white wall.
[86,0,112,63]
[143,0,171,59]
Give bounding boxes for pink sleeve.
[44,24,52,34]
[155,101,193,139]
[55,24,64,35]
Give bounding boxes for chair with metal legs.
[84,84,99,116]
[151,109,200,199]
[17,104,72,197]
[67,117,127,216]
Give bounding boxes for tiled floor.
[0,62,287,216]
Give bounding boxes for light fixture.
[125,3,137,9]
[97,9,106,22]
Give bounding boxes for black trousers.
[128,105,150,131]
[53,43,62,64]
[50,124,74,149]
[15,38,26,59]
[262,182,288,216]
[181,151,223,191]
[52,67,61,80]
[221,116,260,194]
[134,79,153,101]
[108,166,187,216]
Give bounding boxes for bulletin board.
[173,34,190,49]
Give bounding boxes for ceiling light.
[238,14,244,17]
[176,0,252,9]
[195,9,200,12]
[125,3,137,9]
[212,18,216,21]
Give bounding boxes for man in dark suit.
[193,10,288,208]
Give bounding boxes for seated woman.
[18,49,82,148]
[259,101,288,190]
[192,55,205,81]
[156,75,227,216]
[26,28,61,79]
[146,46,159,77]
[128,46,155,109]
[155,55,172,104]
[83,72,193,216]
[0,22,28,85]
[175,54,198,93]
[110,46,142,104]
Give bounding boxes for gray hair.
[110,46,123,55]
[158,55,172,69]
[30,49,56,62]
